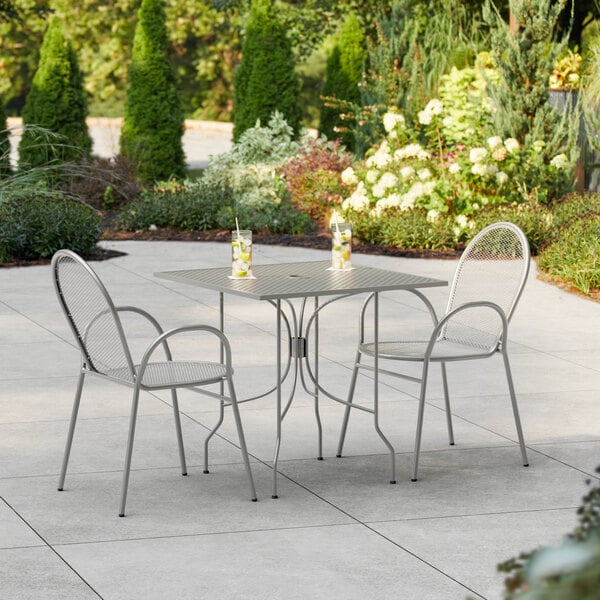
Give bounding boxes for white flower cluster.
[383,111,405,134]
[417,99,443,125]
[371,180,436,216]
[550,153,569,170]
[341,166,358,185]
[394,143,430,161]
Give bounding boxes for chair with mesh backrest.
[336,222,530,483]
[52,249,257,516]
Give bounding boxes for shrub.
[233,0,301,141]
[548,192,600,231]
[60,155,143,210]
[18,17,91,169]
[352,0,487,156]
[120,0,186,183]
[281,137,353,223]
[202,112,300,217]
[216,198,314,235]
[537,215,600,295]
[116,178,230,232]
[471,202,553,255]
[340,98,576,241]
[347,207,457,250]
[0,195,100,262]
[378,208,458,250]
[483,0,579,182]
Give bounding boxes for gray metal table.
[156,260,447,497]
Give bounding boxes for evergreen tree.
[18,17,92,169]
[233,0,301,142]
[120,0,185,183]
[319,12,366,152]
[0,96,11,177]
[483,0,575,160]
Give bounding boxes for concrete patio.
[1,240,599,599]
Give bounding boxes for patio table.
[156,260,447,497]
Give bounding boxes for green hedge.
[0,196,101,262]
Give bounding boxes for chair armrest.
[136,325,233,382]
[114,306,165,335]
[425,301,508,358]
[114,306,173,361]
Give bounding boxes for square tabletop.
[155,260,447,300]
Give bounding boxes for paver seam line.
[363,505,580,525]
[0,495,105,599]
[44,522,359,548]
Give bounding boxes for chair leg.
[440,362,454,446]
[227,378,257,501]
[203,400,225,474]
[411,360,430,482]
[336,351,361,457]
[502,349,529,467]
[119,385,141,517]
[58,370,86,491]
[170,390,187,476]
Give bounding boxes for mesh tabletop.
[155,261,446,300]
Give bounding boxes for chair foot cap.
[524,463,529,467]
[251,498,257,502]
[449,442,455,446]
[182,472,188,476]
[271,495,278,499]
[411,478,417,482]
[389,480,396,485]
[57,488,63,492]
[317,457,323,461]
[203,470,209,474]
[118,514,125,518]
[336,454,342,458]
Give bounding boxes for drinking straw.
[332,210,341,235]
[235,217,241,241]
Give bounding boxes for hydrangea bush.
[340,61,576,242]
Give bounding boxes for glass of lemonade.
[231,230,253,278]
[331,223,352,270]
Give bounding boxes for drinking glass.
[231,230,253,278]
[331,223,352,270]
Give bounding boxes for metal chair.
[52,249,257,516]
[337,222,530,483]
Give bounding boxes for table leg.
[372,292,397,484]
[314,296,323,460]
[272,299,282,498]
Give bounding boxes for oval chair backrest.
[52,250,135,377]
[442,222,530,352]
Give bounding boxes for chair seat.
[105,361,228,388]
[360,338,496,361]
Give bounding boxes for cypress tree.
[18,17,92,169]
[120,0,185,183]
[319,12,366,152]
[233,0,301,142]
[0,96,11,178]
